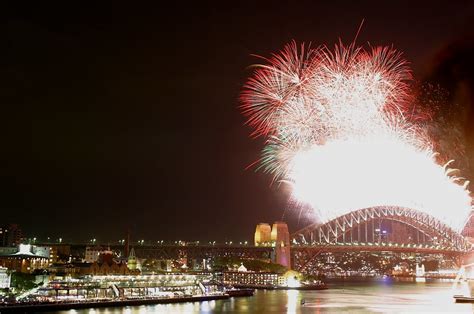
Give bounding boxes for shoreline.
[0,294,232,313]
[232,284,328,290]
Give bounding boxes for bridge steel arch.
[291,206,471,252]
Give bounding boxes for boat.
[289,283,328,290]
[232,283,328,290]
[454,295,474,303]
[225,288,255,297]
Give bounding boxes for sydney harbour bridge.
[97,206,474,275]
[290,206,473,273]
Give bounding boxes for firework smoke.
[241,41,472,231]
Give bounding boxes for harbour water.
[53,278,474,313]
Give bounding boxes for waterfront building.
[222,270,282,286]
[48,244,71,263]
[35,273,218,300]
[223,266,304,288]
[0,247,17,256]
[48,260,139,277]
[48,262,92,276]
[0,266,10,288]
[89,260,131,275]
[85,246,108,263]
[32,246,52,259]
[0,244,49,273]
[89,249,139,276]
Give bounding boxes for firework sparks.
[241,41,472,231]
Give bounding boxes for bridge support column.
[275,245,291,269]
[271,222,291,269]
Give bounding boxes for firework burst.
[241,41,472,231]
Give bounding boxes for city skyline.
[2,2,474,241]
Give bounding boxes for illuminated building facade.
[85,246,108,263]
[223,271,283,286]
[0,244,49,273]
[254,223,272,246]
[36,273,219,300]
[0,267,10,288]
[89,260,133,275]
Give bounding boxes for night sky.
[1,2,474,243]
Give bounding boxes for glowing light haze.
[241,41,472,231]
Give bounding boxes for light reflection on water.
[54,279,474,313]
[286,289,298,314]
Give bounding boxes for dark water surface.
[52,279,474,313]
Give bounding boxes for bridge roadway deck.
[115,244,275,260]
[292,244,467,255]
[42,243,467,260]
